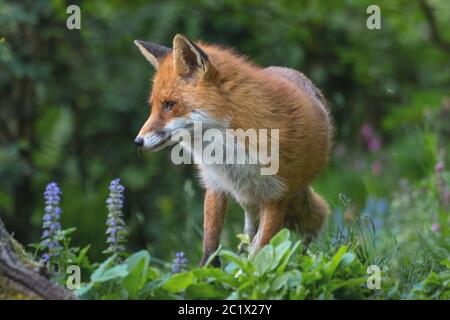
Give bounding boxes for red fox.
[134,34,332,266]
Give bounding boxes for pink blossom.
[431,223,440,233]
[368,137,382,151]
[360,123,382,152]
[361,124,374,139]
[435,162,444,173]
[371,161,382,175]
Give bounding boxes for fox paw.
[199,255,221,268]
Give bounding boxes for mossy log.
[0,218,76,300]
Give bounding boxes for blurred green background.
[0,0,449,264]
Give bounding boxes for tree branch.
[418,0,450,54]
[0,218,77,300]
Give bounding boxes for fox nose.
[134,136,144,147]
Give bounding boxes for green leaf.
[272,269,302,292]
[90,255,117,282]
[340,252,356,268]
[254,245,274,275]
[271,240,292,270]
[203,245,222,268]
[276,240,302,274]
[287,270,302,287]
[61,227,77,237]
[74,244,91,266]
[123,250,150,297]
[192,267,233,283]
[272,273,290,291]
[324,246,348,279]
[78,245,90,260]
[185,283,229,299]
[139,274,171,297]
[220,250,251,273]
[227,292,239,300]
[326,277,367,292]
[94,264,129,283]
[74,283,94,299]
[163,272,193,293]
[89,255,130,283]
[270,229,290,247]
[147,266,161,280]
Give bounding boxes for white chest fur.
[199,162,285,205]
[180,132,286,206]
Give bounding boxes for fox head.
[133,34,223,151]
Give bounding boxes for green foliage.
[74,229,448,300]
[76,230,360,299]
[76,251,151,299]
[410,260,450,299]
[34,106,74,172]
[29,227,94,284]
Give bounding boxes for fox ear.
[134,40,171,69]
[173,34,209,77]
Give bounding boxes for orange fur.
[200,189,228,267]
[135,34,333,264]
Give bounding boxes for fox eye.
[162,100,176,112]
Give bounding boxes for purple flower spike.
[40,182,63,263]
[104,178,127,257]
[172,251,188,273]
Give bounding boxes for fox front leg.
[238,205,258,254]
[199,189,228,267]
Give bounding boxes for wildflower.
[367,136,381,151]
[104,178,127,257]
[435,161,444,173]
[431,223,440,233]
[361,123,382,152]
[172,252,188,273]
[41,182,62,263]
[361,124,374,139]
[371,161,382,175]
[338,193,352,208]
[42,253,51,263]
[376,199,388,215]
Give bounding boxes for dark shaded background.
[0,0,449,263]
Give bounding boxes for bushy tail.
[285,187,329,241]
